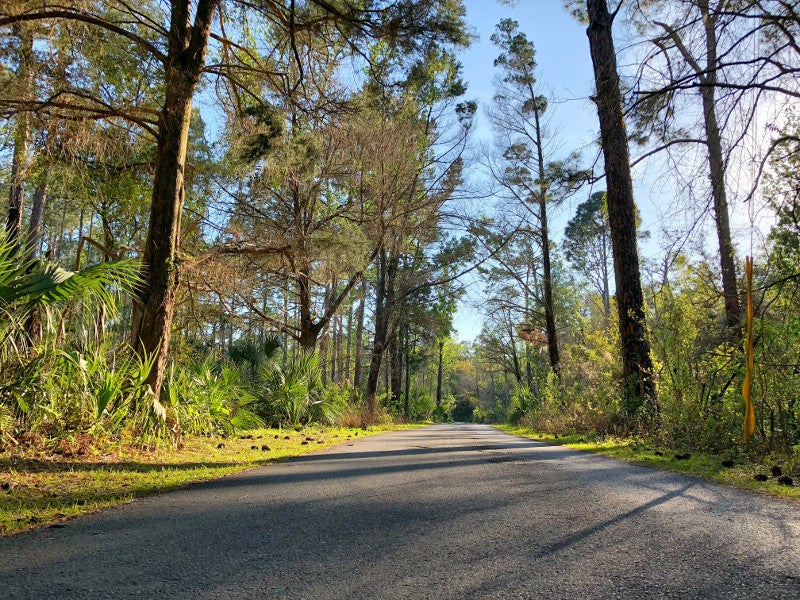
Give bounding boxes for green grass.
[495,425,800,501]
[0,424,422,536]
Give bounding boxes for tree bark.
[26,170,49,261]
[130,0,219,399]
[699,0,740,330]
[353,278,367,391]
[654,1,740,331]
[436,339,445,408]
[403,322,411,419]
[587,0,658,418]
[6,24,33,247]
[365,249,397,417]
[390,325,402,406]
[507,316,522,384]
[532,102,561,377]
[345,301,354,383]
[601,233,611,326]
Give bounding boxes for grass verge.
[495,424,799,501]
[0,424,422,537]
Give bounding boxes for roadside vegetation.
[0,424,419,536]
[497,426,800,502]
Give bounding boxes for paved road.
[1,424,798,599]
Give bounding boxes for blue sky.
[452,1,598,342]
[450,1,770,343]
[459,1,596,143]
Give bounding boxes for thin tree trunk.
[601,238,611,327]
[587,0,658,419]
[523,286,533,387]
[331,314,339,383]
[353,278,367,391]
[55,197,67,261]
[6,24,33,247]
[403,323,411,419]
[365,249,397,417]
[508,318,522,384]
[436,339,444,408]
[320,323,329,384]
[334,313,343,382]
[699,0,739,331]
[532,102,560,376]
[345,301,354,384]
[525,343,533,388]
[655,1,740,331]
[22,172,49,343]
[390,326,402,406]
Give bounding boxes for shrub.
[163,357,262,438]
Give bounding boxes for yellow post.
[743,256,755,442]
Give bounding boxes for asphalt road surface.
[1,424,798,599]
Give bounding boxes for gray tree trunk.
[6,24,33,247]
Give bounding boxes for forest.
[0,0,798,466]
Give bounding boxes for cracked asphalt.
[1,423,798,599]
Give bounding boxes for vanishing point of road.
[1,424,798,599]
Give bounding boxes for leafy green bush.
[0,341,158,441]
[163,358,262,438]
[432,404,449,422]
[227,336,281,383]
[0,235,157,444]
[249,351,346,427]
[407,389,435,421]
[508,385,536,425]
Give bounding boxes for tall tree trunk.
[130,0,218,399]
[335,313,344,382]
[436,339,444,408]
[525,343,533,388]
[403,323,411,419]
[6,24,33,247]
[319,323,329,383]
[319,283,331,383]
[23,170,49,343]
[331,314,339,383]
[353,278,367,391]
[365,249,397,417]
[656,1,740,331]
[532,103,561,376]
[296,255,318,350]
[601,237,611,327]
[26,173,48,261]
[390,325,402,406]
[587,0,658,419]
[508,317,522,384]
[345,302,354,383]
[699,0,739,331]
[27,45,67,263]
[523,286,534,387]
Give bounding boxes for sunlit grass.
[496,425,800,501]
[0,424,423,536]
